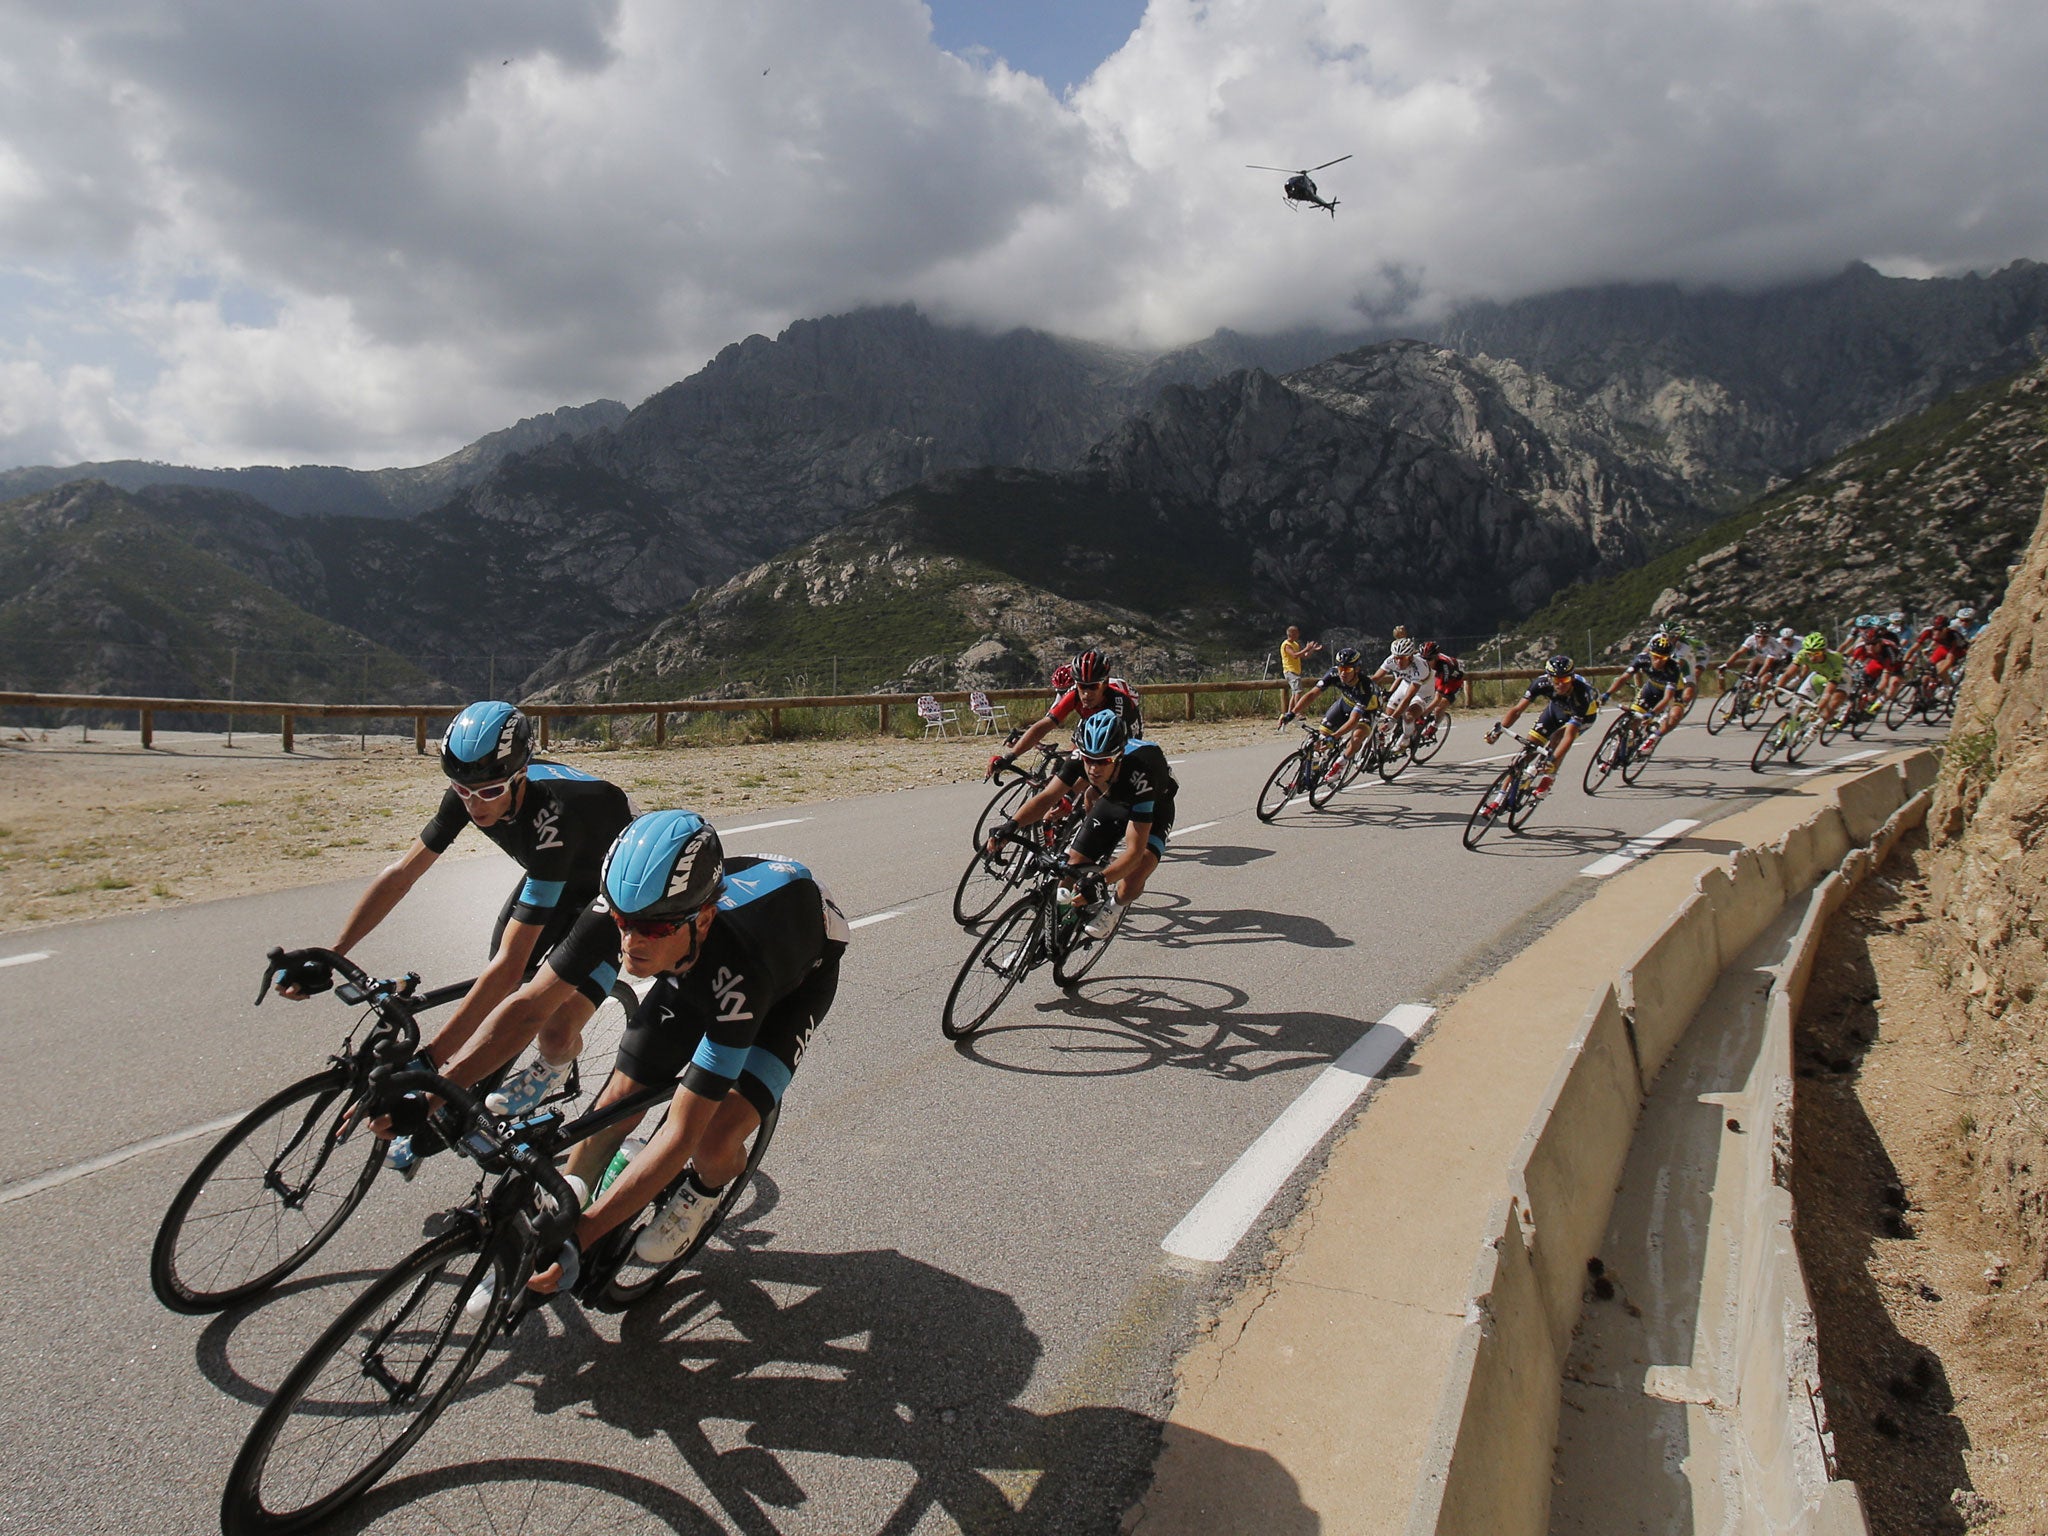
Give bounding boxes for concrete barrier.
[1406,751,1934,1536]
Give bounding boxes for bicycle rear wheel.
[1582,720,1625,794]
[221,1230,511,1535]
[951,839,1027,927]
[152,1068,382,1315]
[1307,742,1348,809]
[1785,713,1818,764]
[970,775,1034,851]
[1619,724,1654,784]
[595,1102,780,1309]
[1409,711,1451,763]
[1507,770,1543,830]
[941,895,1043,1039]
[1256,747,1310,822]
[1053,897,1124,988]
[1375,718,1412,781]
[1736,685,1767,729]
[1462,768,1516,849]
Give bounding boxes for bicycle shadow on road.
[1166,841,1276,869]
[1125,892,1351,951]
[958,974,1365,1082]
[477,1245,1322,1536]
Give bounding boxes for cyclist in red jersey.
[991,649,1143,775]
[1846,621,1905,705]
[1903,613,1970,680]
[1416,641,1464,746]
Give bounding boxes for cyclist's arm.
[995,776,1071,842]
[438,964,587,1089]
[423,916,549,1067]
[575,1080,725,1249]
[1496,697,1530,730]
[322,838,439,965]
[1283,685,1322,719]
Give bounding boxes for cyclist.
[1722,623,1793,685]
[1417,640,1465,741]
[271,702,632,1170]
[1279,646,1381,779]
[521,810,850,1292]
[991,649,1142,776]
[1846,619,1905,709]
[1607,634,1687,743]
[1487,655,1599,795]
[1662,623,1709,717]
[994,709,1176,939]
[1956,605,1988,643]
[1781,631,1851,725]
[1903,612,1971,681]
[1371,636,1434,745]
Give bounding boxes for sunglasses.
[611,908,696,938]
[1080,752,1118,768]
[451,778,515,802]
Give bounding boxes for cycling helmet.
[1049,662,1074,694]
[1390,637,1417,658]
[603,810,725,920]
[1545,654,1575,677]
[1801,631,1827,654]
[441,701,532,786]
[1421,640,1440,660]
[1888,611,1905,626]
[1932,614,1950,627]
[1334,646,1362,668]
[1752,622,1769,636]
[1778,627,1796,640]
[1075,708,1129,758]
[1648,634,1674,657]
[1073,649,1108,687]
[1956,605,1977,620]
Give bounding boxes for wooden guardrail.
[1,669,1635,751]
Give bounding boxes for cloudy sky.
[2,0,2042,472]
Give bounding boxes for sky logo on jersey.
[531,802,563,851]
[710,966,752,1024]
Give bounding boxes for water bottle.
[598,1138,647,1197]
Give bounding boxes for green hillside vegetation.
[0,481,448,710]
[1516,364,2048,658]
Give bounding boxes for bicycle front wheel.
[1582,720,1625,794]
[1462,768,1516,849]
[942,895,1042,1039]
[1256,748,1310,822]
[1751,714,1789,772]
[597,1102,780,1309]
[951,839,1026,927]
[221,1231,511,1535]
[152,1068,382,1315]
[1409,711,1451,763]
[970,775,1033,851]
[1705,688,1739,736]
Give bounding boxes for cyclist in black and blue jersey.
[272,700,631,1171]
[1278,646,1382,779]
[1605,632,1688,745]
[1487,655,1600,795]
[512,810,850,1290]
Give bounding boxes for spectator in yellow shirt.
[1281,626,1323,702]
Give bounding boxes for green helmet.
[1801,631,1827,654]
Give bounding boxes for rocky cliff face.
[1927,488,2048,1279]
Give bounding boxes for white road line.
[1580,818,1701,878]
[1461,751,1518,765]
[0,951,51,970]
[1167,758,1188,765]
[0,1112,245,1209]
[1794,747,1881,777]
[721,817,811,836]
[1162,1003,1435,1264]
[847,911,902,930]
[1172,821,1219,838]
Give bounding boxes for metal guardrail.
[1,668,1669,751]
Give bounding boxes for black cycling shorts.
[490,882,619,1006]
[1321,698,1368,732]
[1070,797,1174,861]
[614,944,843,1120]
[1532,699,1597,738]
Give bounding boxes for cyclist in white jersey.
[1372,636,1434,743]
[1723,623,1793,683]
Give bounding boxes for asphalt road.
[0,712,1944,1535]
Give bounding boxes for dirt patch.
[0,715,1271,934]
[1792,830,2048,1535]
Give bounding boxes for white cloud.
[1,0,2044,468]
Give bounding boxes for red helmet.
[1420,640,1439,660]
[1073,649,1108,687]
[1050,662,1074,693]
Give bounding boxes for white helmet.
[1956,605,1977,621]
[1390,637,1416,658]
[1778,628,1796,640]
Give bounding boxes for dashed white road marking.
[1162,1003,1436,1263]
[1172,821,1219,838]
[847,911,903,930]
[1794,747,1881,777]
[1580,819,1701,878]
[0,1113,245,1209]
[721,817,811,836]
[1460,751,1519,765]
[0,951,51,971]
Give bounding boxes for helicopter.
[1246,155,1352,217]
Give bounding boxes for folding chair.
[968,691,1010,734]
[916,694,960,737]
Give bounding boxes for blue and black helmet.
[440,701,532,786]
[1545,654,1575,677]
[603,810,725,920]
[1075,708,1129,758]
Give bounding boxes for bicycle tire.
[1375,718,1412,781]
[152,1068,382,1315]
[1751,714,1789,772]
[1053,895,1124,988]
[595,1102,780,1309]
[1619,723,1654,785]
[970,775,1034,851]
[1255,747,1310,822]
[1507,769,1543,830]
[1848,695,1877,740]
[1409,711,1451,763]
[951,839,1027,927]
[221,1230,512,1535]
[1705,688,1739,736]
[1786,713,1818,765]
[1582,719,1626,794]
[1736,685,1767,729]
[1817,702,1844,745]
[941,895,1043,1039]
[1883,687,1915,731]
[1462,767,1516,849]
[1931,682,1956,722]
[1307,742,1347,809]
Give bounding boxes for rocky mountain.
[0,400,629,521]
[0,482,448,704]
[1513,359,2048,656]
[1440,260,2048,501]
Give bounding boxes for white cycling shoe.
[485,1055,574,1117]
[634,1173,726,1263]
[1083,898,1125,939]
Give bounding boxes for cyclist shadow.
[1127,892,1350,951]
[962,974,1365,1082]
[1166,841,1275,869]
[490,1244,1321,1536]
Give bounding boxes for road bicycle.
[1581,699,1662,793]
[1365,710,1415,781]
[951,793,1076,926]
[1406,706,1453,764]
[1885,664,1956,729]
[218,1059,775,1534]
[1749,689,1824,771]
[1461,730,1553,849]
[941,835,1117,1037]
[1255,721,1352,820]
[971,742,1064,849]
[1819,671,1882,744]
[150,949,625,1315]
[1706,669,1770,734]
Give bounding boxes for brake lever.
[255,946,285,1007]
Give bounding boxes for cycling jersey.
[1523,672,1598,717]
[1797,649,1848,685]
[1914,624,1969,657]
[1311,668,1381,711]
[1056,738,1178,856]
[1045,681,1144,736]
[556,855,853,1113]
[420,762,633,925]
[1624,652,1685,690]
[1850,636,1901,675]
[1429,652,1467,695]
[1379,652,1431,690]
[1732,634,1792,663]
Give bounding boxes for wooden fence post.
[282,714,294,753]
[414,715,427,754]
[140,709,153,749]
[654,712,665,746]
[538,714,551,749]
[1185,688,1196,721]
[769,707,781,737]
[879,701,891,733]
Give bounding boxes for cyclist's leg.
[700,950,840,1187]
[563,998,709,1191]
[530,905,621,1064]
[1110,807,1171,906]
